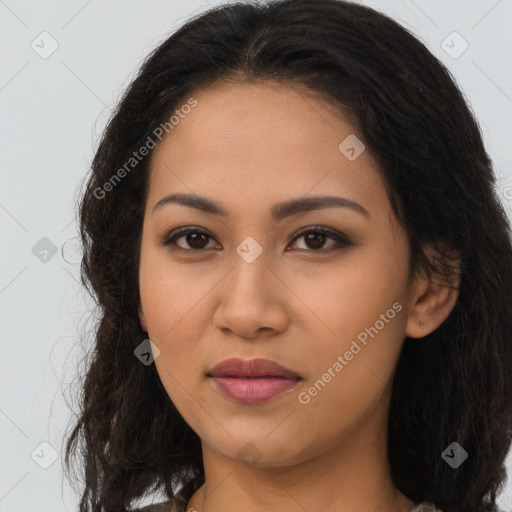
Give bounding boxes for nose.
[213,250,290,340]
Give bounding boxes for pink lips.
[207,357,302,404]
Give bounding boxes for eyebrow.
[152,193,370,220]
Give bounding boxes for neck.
[186,397,413,512]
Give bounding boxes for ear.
[138,301,148,332]
[405,245,461,339]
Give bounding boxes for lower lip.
[209,376,301,404]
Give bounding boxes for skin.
[138,81,459,512]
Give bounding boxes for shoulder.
[130,497,186,512]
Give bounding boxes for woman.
[64,1,512,511]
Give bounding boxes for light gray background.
[1,1,511,511]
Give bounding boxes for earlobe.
[138,302,148,332]
[405,275,460,339]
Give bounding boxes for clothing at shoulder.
[409,502,442,512]
[411,501,511,512]
[130,497,185,512]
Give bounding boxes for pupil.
[306,233,325,249]
[188,233,208,249]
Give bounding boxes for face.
[138,81,418,468]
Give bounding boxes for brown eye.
[288,227,351,252]
[182,232,211,249]
[162,227,218,250]
[302,232,330,250]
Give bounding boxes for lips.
[207,358,303,404]
[207,357,301,379]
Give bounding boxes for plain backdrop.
[1,1,512,511]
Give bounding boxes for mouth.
[207,357,303,404]
[207,357,302,379]
[208,375,302,404]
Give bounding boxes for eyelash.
[160,225,352,253]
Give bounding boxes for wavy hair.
[63,1,512,511]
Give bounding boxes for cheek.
[289,248,406,341]
[138,250,205,400]
[288,249,408,397]
[292,301,405,444]
[139,245,211,340]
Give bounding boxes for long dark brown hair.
[63,1,512,511]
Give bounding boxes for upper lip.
[208,358,302,379]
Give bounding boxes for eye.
[287,226,352,252]
[160,226,352,252]
[161,226,218,251]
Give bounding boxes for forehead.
[152,80,360,159]
[146,81,386,215]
